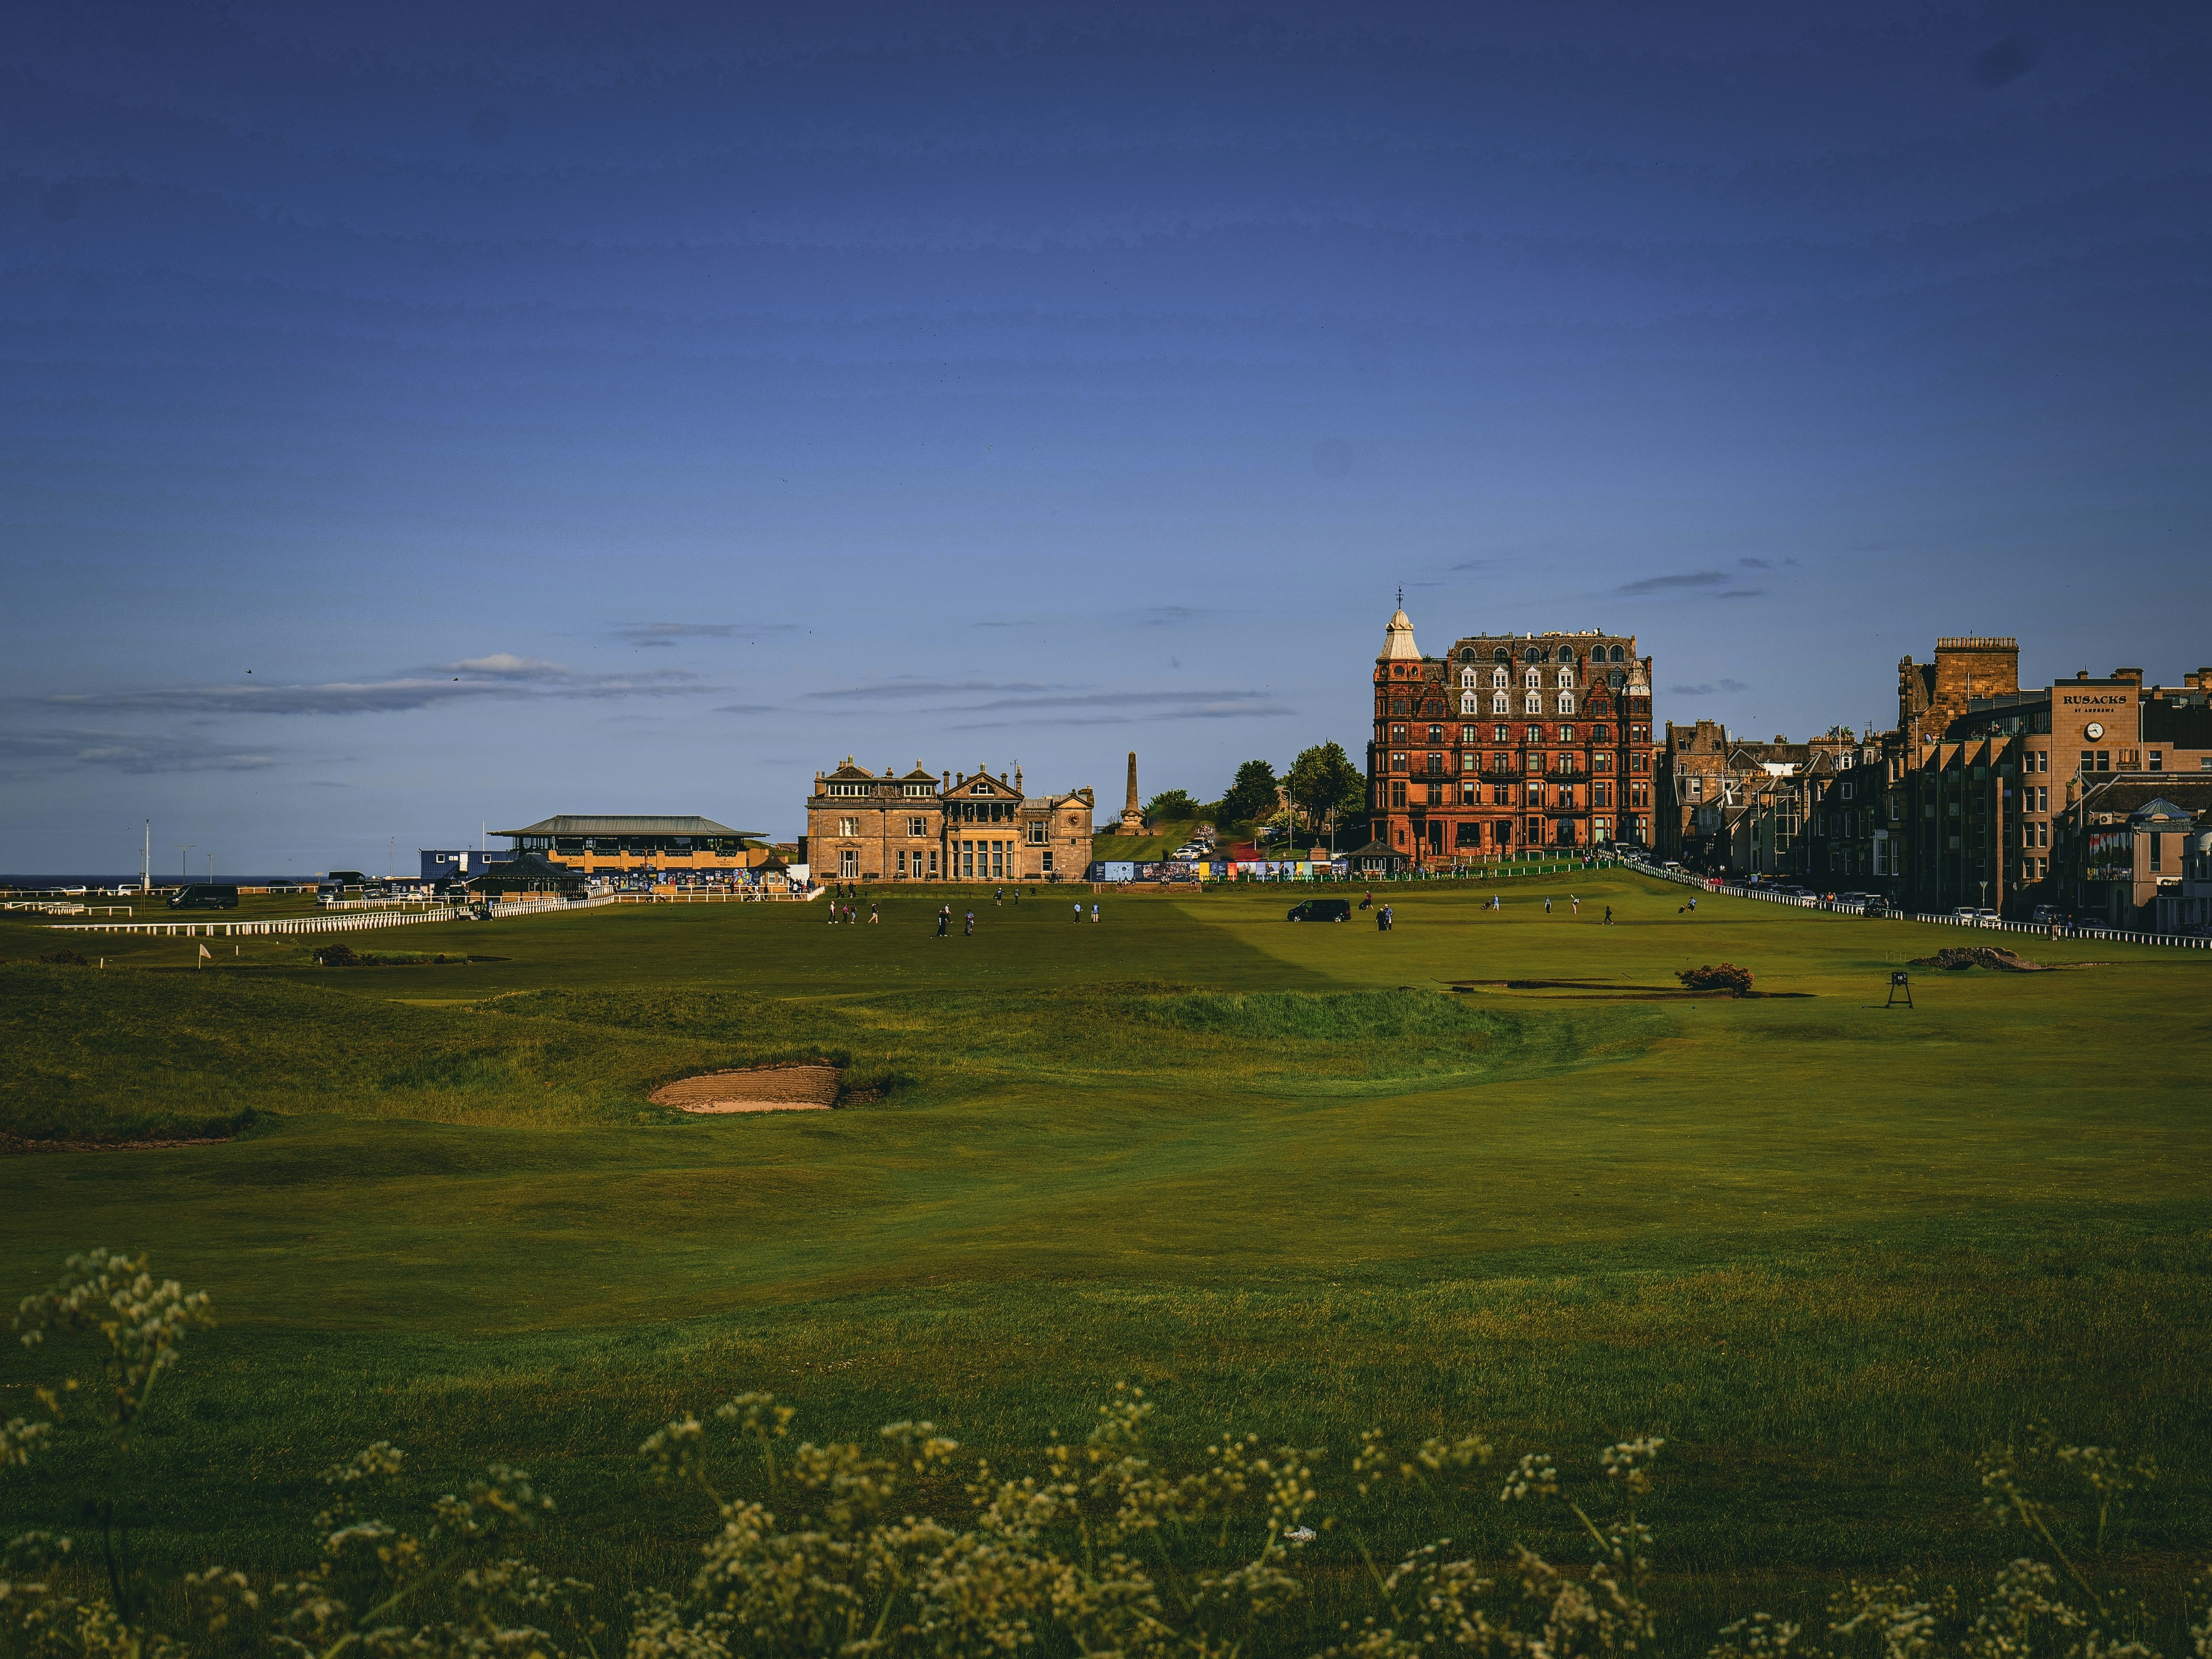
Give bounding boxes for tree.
[1285,743,1366,842]
[1219,759,1279,824]
[1144,789,1197,820]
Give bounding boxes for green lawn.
[2,872,2207,1650]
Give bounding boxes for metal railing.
[1619,858,2211,950]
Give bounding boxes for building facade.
[1663,637,2212,921]
[1366,605,1657,863]
[492,816,762,876]
[804,760,1094,882]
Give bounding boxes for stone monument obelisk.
[1118,751,1144,833]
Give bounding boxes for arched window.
[1494,648,1510,664]
[1491,692,1508,715]
[1459,647,1476,663]
[1460,691,1477,715]
[1558,693,1575,714]
[1609,645,1626,663]
[1557,667,1575,688]
[1524,692,1542,714]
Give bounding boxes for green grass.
[2,872,2208,1649]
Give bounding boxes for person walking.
[1604,904,1613,926]
[1074,901,1084,923]
[965,909,976,935]
[1544,896,1552,915]
[994,887,1003,906]
[1090,903,1101,923]
[868,902,878,925]
[936,905,949,938]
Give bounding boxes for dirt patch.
[650,1064,842,1115]
[1449,980,1813,1000]
[2,1134,233,1155]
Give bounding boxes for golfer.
[935,906,949,938]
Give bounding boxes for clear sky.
[4,1,2207,873]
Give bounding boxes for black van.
[169,884,239,910]
[1286,898,1353,922]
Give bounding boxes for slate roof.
[2078,778,2212,821]
[495,815,753,837]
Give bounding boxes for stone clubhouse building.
[804,761,1096,882]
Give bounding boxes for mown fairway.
[3,870,2209,1647]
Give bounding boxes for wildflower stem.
[1350,1529,1399,1618]
[1567,1499,1611,1559]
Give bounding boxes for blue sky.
[3,1,2207,873]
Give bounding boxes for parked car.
[1286,898,1353,922]
[1974,907,2000,925]
[168,884,238,910]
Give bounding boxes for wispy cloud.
[1617,570,1766,597]
[1669,679,1751,696]
[1128,605,1207,627]
[713,702,779,714]
[448,653,563,676]
[0,728,278,777]
[800,677,1285,725]
[611,622,785,646]
[801,677,1074,704]
[950,689,1281,715]
[949,691,1291,730]
[41,658,705,717]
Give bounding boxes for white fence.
[47,891,626,938]
[1620,859,2212,951]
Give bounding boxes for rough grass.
[1,870,2208,1651]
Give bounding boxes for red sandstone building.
[1366,605,1658,862]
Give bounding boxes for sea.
[1,874,308,890]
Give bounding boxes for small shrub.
[313,942,359,966]
[1677,961,1754,994]
[37,949,90,966]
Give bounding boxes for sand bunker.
[1909,946,2048,972]
[650,1064,841,1114]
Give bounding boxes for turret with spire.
[1381,586,1421,661]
